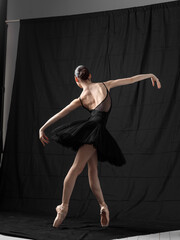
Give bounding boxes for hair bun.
[79,68,89,80]
[74,65,90,80]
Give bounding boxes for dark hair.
[74,65,90,80]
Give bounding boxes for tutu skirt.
[48,117,126,167]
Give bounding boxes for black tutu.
[48,82,126,167]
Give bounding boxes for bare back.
[79,82,111,112]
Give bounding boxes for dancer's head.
[74,65,92,88]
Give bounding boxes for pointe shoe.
[53,203,69,228]
[100,202,109,227]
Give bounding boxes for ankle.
[62,202,69,207]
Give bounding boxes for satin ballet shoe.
[100,202,109,227]
[53,203,69,228]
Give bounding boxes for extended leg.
[62,144,97,205]
[87,150,105,206]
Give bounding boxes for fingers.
[155,76,161,89]
[151,77,155,87]
[43,134,49,142]
[41,138,49,146]
[156,79,161,89]
[41,140,45,147]
[151,76,161,89]
[44,135,49,140]
[42,136,49,144]
[39,133,50,146]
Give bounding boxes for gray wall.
[7,0,177,19]
[3,0,177,153]
[0,0,7,164]
[0,0,7,71]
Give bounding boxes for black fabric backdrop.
[0,1,180,239]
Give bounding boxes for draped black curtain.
[1,1,180,239]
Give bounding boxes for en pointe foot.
[53,203,69,228]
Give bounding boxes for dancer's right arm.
[40,98,81,132]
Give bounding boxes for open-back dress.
[49,82,126,167]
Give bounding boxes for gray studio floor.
[1,230,180,239]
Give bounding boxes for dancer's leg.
[62,144,96,205]
[87,150,110,227]
[87,150,105,206]
[53,144,97,227]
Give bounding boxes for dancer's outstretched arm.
[105,73,161,90]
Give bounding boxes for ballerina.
[39,65,161,228]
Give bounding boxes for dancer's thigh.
[71,144,96,174]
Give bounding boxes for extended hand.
[39,129,49,146]
[151,74,161,89]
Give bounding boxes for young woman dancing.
[39,65,161,228]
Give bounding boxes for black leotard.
[49,82,126,167]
